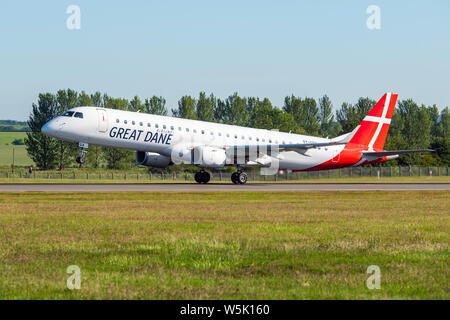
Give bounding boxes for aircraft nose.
[41,122,49,134]
[41,119,58,136]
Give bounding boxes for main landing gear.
[194,170,210,184]
[76,142,88,165]
[231,170,248,185]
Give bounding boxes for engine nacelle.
[136,151,172,168]
[192,146,226,168]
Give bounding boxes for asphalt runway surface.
[1,183,449,192]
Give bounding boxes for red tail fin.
[348,93,398,150]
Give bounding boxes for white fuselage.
[42,106,345,170]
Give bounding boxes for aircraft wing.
[226,126,359,154]
[363,149,435,157]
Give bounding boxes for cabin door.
[97,108,108,133]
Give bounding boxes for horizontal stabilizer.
[363,149,435,157]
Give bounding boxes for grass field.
[0,145,33,167]
[0,191,448,299]
[0,132,27,145]
[0,132,33,167]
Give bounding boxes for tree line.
[25,89,449,170]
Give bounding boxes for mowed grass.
[0,145,33,167]
[0,191,448,299]
[0,132,33,167]
[0,132,27,145]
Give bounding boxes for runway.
[1,183,449,192]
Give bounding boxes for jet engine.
[191,146,226,168]
[135,151,172,168]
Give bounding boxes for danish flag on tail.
[349,92,433,160]
[349,92,397,150]
[303,92,435,171]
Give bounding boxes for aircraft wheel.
[201,171,210,184]
[194,172,202,184]
[231,172,239,184]
[195,171,210,184]
[76,156,85,164]
[237,172,248,184]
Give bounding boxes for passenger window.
[234,134,237,139]
[132,121,135,125]
[210,131,214,135]
[256,138,259,142]
[262,138,265,142]
[249,137,252,141]
[226,133,230,137]
[116,119,120,123]
[155,124,159,128]
[193,129,197,133]
[147,123,151,127]
[218,132,222,136]
[62,111,75,117]
[163,125,166,129]
[269,139,272,143]
[170,126,174,130]
[186,128,189,132]
[139,122,143,126]
[241,136,245,140]
[124,120,128,124]
[178,127,182,131]
[74,112,83,119]
[201,130,205,134]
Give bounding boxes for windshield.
[61,111,75,117]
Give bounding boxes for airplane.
[41,92,433,184]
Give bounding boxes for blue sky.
[0,0,449,120]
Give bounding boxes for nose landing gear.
[231,170,248,184]
[76,142,88,165]
[194,170,211,184]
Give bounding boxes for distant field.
[0,132,27,145]
[0,145,33,167]
[0,132,33,167]
[0,191,448,299]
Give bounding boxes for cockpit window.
[62,111,75,117]
[74,112,84,119]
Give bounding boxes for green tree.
[248,98,274,129]
[173,95,197,119]
[248,98,302,133]
[436,107,449,139]
[24,93,59,170]
[79,91,93,106]
[396,99,432,165]
[214,99,227,123]
[431,137,450,165]
[272,109,302,134]
[336,97,376,133]
[283,96,320,135]
[319,95,334,137]
[196,92,215,122]
[144,96,167,116]
[90,92,103,107]
[129,95,144,112]
[223,93,248,126]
